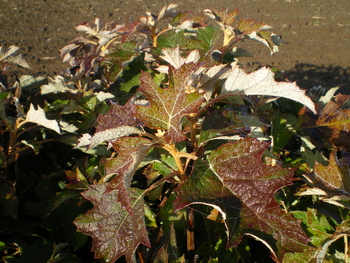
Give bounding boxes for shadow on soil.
[284,63,350,94]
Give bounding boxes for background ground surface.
[1,0,350,91]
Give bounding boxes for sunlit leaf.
[20,140,43,154]
[203,8,239,27]
[22,104,61,134]
[298,152,350,208]
[136,64,204,142]
[157,3,179,22]
[0,45,30,69]
[158,45,200,71]
[40,76,78,94]
[222,66,316,113]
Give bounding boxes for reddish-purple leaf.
[96,100,139,132]
[105,136,153,187]
[174,159,241,237]
[135,64,204,142]
[207,138,310,259]
[74,184,150,263]
[77,100,141,149]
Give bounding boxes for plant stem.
[16,124,40,139]
[186,208,195,260]
[152,26,158,47]
[154,28,172,47]
[162,143,185,175]
[345,235,349,263]
[9,138,57,157]
[161,141,197,182]
[189,118,198,148]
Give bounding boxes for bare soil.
[1,0,350,92]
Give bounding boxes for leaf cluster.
[1,4,350,263]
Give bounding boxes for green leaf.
[286,212,350,263]
[0,241,9,252]
[292,208,333,247]
[144,203,157,228]
[74,184,150,263]
[271,113,297,152]
[103,42,139,81]
[0,92,8,100]
[136,64,204,142]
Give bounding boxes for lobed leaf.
[316,94,350,149]
[23,104,61,134]
[298,152,350,208]
[105,136,153,186]
[0,45,30,69]
[222,66,316,113]
[158,45,200,71]
[135,64,204,142]
[207,138,310,259]
[74,184,150,263]
[157,3,179,22]
[40,75,78,94]
[237,18,270,34]
[78,100,141,149]
[173,159,242,244]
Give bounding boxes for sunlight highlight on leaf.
[136,64,204,142]
[222,66,316,113]
[24,104,61,134]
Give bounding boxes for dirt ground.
[1,0,350,92]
